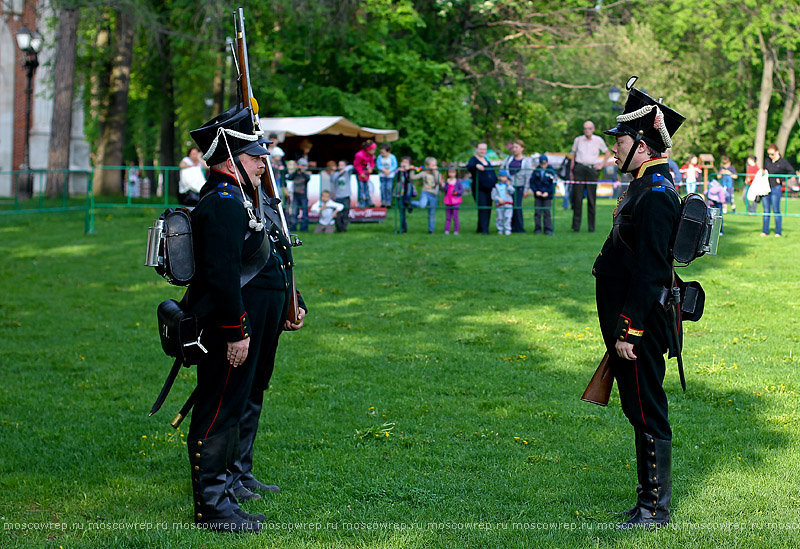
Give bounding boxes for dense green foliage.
[68,1,800,169]
[1,199,800,547]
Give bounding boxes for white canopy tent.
[258,116,398,143]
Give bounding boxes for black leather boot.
[614,429,645,517]
[618,432,672,530]
[231,395,281,495]
[188,428,261,533]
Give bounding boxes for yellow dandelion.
[733,337,739,343]
[142,435,147,439]
[514,436,520,440]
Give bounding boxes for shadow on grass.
[0,207,797,547]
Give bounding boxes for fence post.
[162,168,169,208]
[85,170,95,235]
[13,172,19,210]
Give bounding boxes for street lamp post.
[608,85,622,113]
[16,26,43,199]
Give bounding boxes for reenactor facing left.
[184,104,306,533]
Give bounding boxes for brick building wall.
[4,0,39,172]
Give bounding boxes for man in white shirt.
[310,190,344,233]
[570,121,610,232]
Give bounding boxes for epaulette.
[216,182,235,198]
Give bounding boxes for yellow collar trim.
[636,157,668,179]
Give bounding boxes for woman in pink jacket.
[354,140,377,208]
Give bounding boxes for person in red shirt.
[744,156,759,213]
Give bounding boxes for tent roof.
[259,116,398,143]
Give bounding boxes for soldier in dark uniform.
[185,105,306,533]
[593,77,685,529]
[229,145,306,503]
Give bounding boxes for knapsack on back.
[669,191,722,265]
[144,208,195,286]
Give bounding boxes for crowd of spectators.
[163,132,800,238]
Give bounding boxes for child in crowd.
[395,156,415,233]
[411,157,441,234]
[680,155,702,195]
[529,154,556,235]
[492,170,514,235]
[744,155,759,213]
[310,190,344,234]
[286,157,310,232]
[718,156,738,213]
[442,164,464,235]
[707,179,729,235]
[331,160,353,232]
[376,144,398,208]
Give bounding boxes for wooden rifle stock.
[581,351,613,406]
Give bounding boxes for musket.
[233,7,302,324]
[581,351,613,406]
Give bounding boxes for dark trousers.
[290,193,309,232]
[476,188,493,234]
[335,201,351,232]
[534,197,553,234]
[189,332,257,442]
[511,187,526,232]
[231,287,288,489]
[571,163,598,232]
[596,277,672,440]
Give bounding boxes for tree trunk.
[158,32,176,200]
[89,14,111,182]
[96,10,135,195]
[776,50,800,155]
[754,30,775,168]
[47,7,80,199]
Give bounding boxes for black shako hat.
[190,104,269,166]
[604,76,685,153]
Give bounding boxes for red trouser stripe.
[634,358,648,427]
[205,363,233,439]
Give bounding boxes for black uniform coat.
[186,169,304,441]
[593,157,680,440]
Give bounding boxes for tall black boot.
[188,428,261,533]
[224,424,266,522]
[231,394,280,495]
[618,431,672,530]
[614,429,645,517]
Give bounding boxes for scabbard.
[668,305,687,392]
[149,356,183,416]
[170,388,197,429]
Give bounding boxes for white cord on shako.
[203,126,264,231]
[615,104,672,149]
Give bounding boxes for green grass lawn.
[1,200,799,548]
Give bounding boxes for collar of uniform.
[635,157,668,179]
[200,169,246,202]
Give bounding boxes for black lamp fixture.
[608,85,622,112]
[15,26,43,198]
